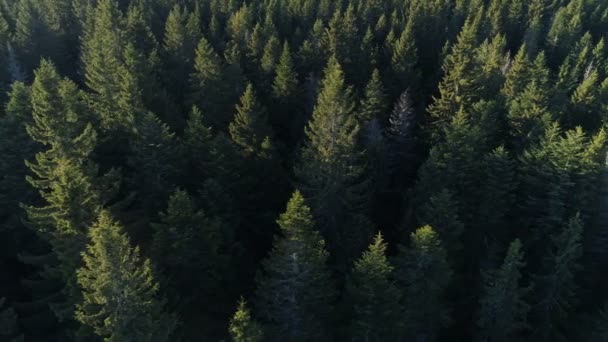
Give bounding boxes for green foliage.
[477,239,530,342]
[229,298,264,342]
[255,191,335,341]
[76,211,177,341]
[229,83,273,157]
[395,225,452,341]
[295,56,371,270]
[347,233,401,341]
[532,214,584,341]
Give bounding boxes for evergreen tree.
[272,42,298,102]
[81,0,126,133]
[427,14,480,135]
[347,233,401,341]
[188,36,225,127]
[229,298,264,342]
[532,214,584,341]
[255,191,335,341]
[76,211,177,342]
[24,60,119,323]
[395,225,452,342]
[386,89,416,180]
[477,239,530,342]
[229,83,273,157]
[151,189,224,309]
[295,56,371,271]
[359,69,388,124]
[389,20,418,95]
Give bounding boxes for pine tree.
[272,41,298,102]
[295,56,371,270]
[23,60,119,323]
[229,83,273,157]
[359,68,388,124]
[271,41,300,145]
[395,225,452,341]
[389,20,418,95]
[427,14,480,134]
[81,0,126,133]
[188,36,225,127]
[229,298,264,342]
[255,191,335,341]
[387,89,416,166]
[128,111,179,215]
[347,233,401,341]
[152,188,224,304]
[532,214,584,341]
[477,239,530,342]
[418,190,465,255]
[76,211,177,341]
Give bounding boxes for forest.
[1,0,608,341]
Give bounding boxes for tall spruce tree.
[295,56,371,271]
[477,239,531,342]
[229,298,264,342]
[23,60,119,324]
[76,211,177,342]
[346,232,401,341]
[254,191,335,341]
[532,214,584,341]
[395,225,452,342]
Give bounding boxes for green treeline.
[0,0,608,341]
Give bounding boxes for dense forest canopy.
[1,0,608,340]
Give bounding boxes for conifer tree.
[359,68,388,124]
[477,239,530,342]
[188,36,224,127]
[295,56,371,270]
[24,60,119,322]
[386,89,416,180]
[347,233,401,341]
[532,214,584,341]
[395,225,452,342]
[128,111,179,214]
[81,0,126,133]
[255,191,335,341]
[76,211,177,342]
[271,41,300,144]
[229,298,264,342]
[272,41,298,102]
[389,20,418,94]
[229,83,273,157]
[427,14,480,134]
[419,190,465,255]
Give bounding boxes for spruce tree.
[152,189,224,306]
[532,214,584,341]
[255,191,335,341]
[427,14,480,135]
[188,36,225,127]
[24,60,119,323]
[295,56,371,271]
[347,233,401,341]
[81,0,126,133]
[359,68,388,124]
[76,211,177,342]
[477,239,531,342]
[229,83,273,158]
[395,225,452,342]
[272,42,298,102]
[229,298,264,342]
